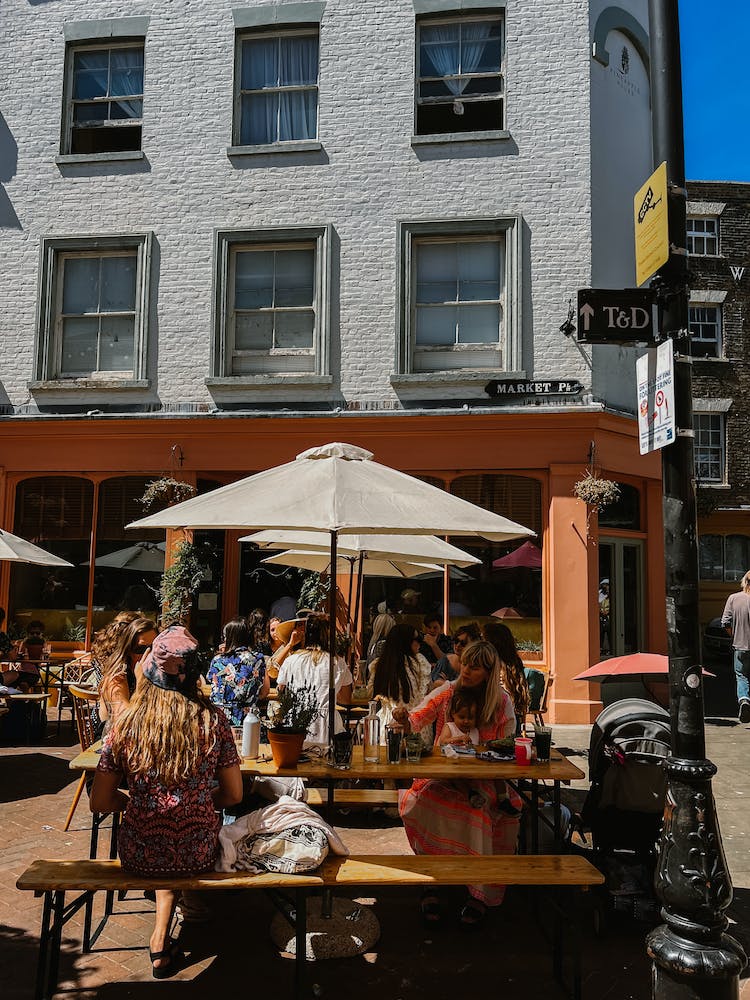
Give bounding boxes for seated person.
[438,687,480,746]
[430,622,482,687]
[419,614,453,666]
[207,619,269,726]
[5,620,46,691]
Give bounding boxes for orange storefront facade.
[0,408,666,724]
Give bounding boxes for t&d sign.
[576,288,657,344]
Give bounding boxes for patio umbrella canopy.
[91,542,166,573]
[129,442,534,744]
[261,550,443,578]
[574,653,715,681]
[492,541,543,570]
[242,530,481,568]
[0,529,72,567]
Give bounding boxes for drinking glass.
[386,726,403,764]
[332,731,353,769]
[534,726,552,762]
[363,716,380,762]
[404,735,422,763]
[231,727,244,757]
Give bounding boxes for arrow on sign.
[579,303,595,332]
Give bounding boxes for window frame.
[210,226,332,384]
[396,217,522,380]
[694,412,726,484]
[699,533,750,582]
[689,301,722,358]
[414,12,506,139]
[61,39,145,156]
[33,234,152,389]
[232,27,320,149]
[686,216,719,256]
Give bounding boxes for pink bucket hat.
[141,625,199,693]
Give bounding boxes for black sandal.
[458,898,487,930]
[420,890,442,925]
[149,938,183,980]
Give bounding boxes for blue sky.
[680,1,749,181]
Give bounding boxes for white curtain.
[242,36,317,143]
[421,21,494,96]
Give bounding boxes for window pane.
[416,305,456,345]
[417,243,457,303]
[458,241,500,300]
[235,251,274,309]
[275,310,314,348]
[110,99,143,120]
[61,317,98,373]
[275,249,314,307]
[457,303,500,343]
[725,536,750,582]
[462,75,504,96]
[279,36,318,86]
[235,313,273,350]
[279,90,317,140]
[241,93,278,144]
[469,22,503,72]
[99,256,137,311]
[420,25,460,77]
[699,535,723,580]
[73,68,108,100]
[110,49,144,96]
[99,316,135,370]
[242,38,279,90]
[73,102,109,123]
[62,258,100,314]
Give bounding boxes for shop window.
[416,15,505,136]
[689,304,722,358]
[700,534,750,582]
[9,477,94,640]
[686,216,719,256]
[397,218,520,377]
[598,483,641,530]
[63,42,144,155]
[234,29,319,146]
[210,226,331,381]
[34,234,152,386]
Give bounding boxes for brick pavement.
[1,717,748,1000]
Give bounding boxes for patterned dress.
[207,647,266,726]
[398,681,520,906]
[97,710,239,876]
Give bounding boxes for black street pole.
[646,1,746,996]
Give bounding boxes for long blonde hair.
[458,640,508,727]
[108,678,216,786]
[99,616,156,708]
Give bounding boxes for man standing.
[721,571,750,724]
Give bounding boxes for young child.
[438,687,480,746]
[440,687,520,816]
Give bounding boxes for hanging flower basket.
[140,477,196,513]
[573,471,621,512]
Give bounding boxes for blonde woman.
[91,626,242,978]
[393,640,519,928]
[97,617,157,728]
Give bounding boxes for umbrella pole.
[328,530,338,751]
[351,552,364,677]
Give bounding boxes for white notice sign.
[636,339,675,455]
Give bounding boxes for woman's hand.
[391,705,411,734]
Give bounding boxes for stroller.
[579,698,671,928]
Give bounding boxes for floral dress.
[97,710,239,876]
[207,646,266,726]
[398,681,520,906]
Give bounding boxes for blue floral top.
[207,646,266,726]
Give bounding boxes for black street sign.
[576,287,657,344]
[484,378,584,398]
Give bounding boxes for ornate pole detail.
[646,2,746,996]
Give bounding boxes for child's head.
[449,688,478,734]
[27,620,44,638]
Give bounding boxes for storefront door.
[598,539,644,657]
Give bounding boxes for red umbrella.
[492,541,542,570]
[574,653,714,681]
[491,606,523,619]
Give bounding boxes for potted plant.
[265,684,319,767]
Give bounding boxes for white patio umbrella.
[92,542,166,573]
[242,530,481,568]
[0,529,72,567]
[128,442,534,743]
[261,549,443,578]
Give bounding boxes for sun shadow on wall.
[0,112,21,230]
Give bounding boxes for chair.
[63,684,99,832]
[50,653,93,735]
[525,667,554,728]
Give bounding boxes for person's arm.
[258,665,271,700]
[101,674,131,723]
[212,765,243,807]
[90,768,128,814]
[393,684,448,734]
[721,595,734,635]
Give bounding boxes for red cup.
[514,736,532,764]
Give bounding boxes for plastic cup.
[386,726,403,764]
[534,726,552,762]
[514,736,533,764]
[363,716,380,762]
[332,731,353,769]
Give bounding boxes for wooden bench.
[305,787,399,808]
[18,853,603,1000]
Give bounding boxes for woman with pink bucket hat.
[91,625,243,978]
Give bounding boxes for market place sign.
[484,379,584,399]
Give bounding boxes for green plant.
[159,540,216,626]
[140,477,196,513]
[298,571,330,611]
[63,618,86,643]
[266,684,319,734]
[516,639,543,653]
[573,471,621,511]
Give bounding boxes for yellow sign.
[634,161,669,287]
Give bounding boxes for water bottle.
[242,707,260,759]
[364,701,380,762]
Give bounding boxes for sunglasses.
[453,637,468,648]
